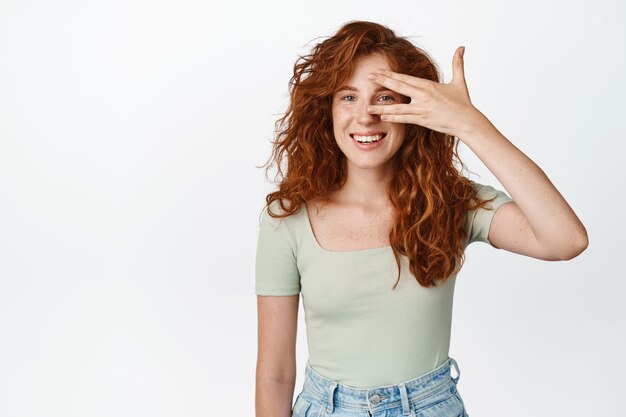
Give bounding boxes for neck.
[334,160,394,207]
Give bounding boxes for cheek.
[332,106,352,122]
[392,126,407,146]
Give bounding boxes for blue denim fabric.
[292,357,469,417]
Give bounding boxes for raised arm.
[461,120,588,261]
[366,47,588,260]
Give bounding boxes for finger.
[374,69,432,90]
[367,103,422,115]
[369,71,421,98]
[380,114,422,124]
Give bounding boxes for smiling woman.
[254,19,587,417]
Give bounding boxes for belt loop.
[449,357,460,384]
[325,382,337,414]
[398,382,411,416]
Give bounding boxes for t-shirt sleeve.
[465,181,514,248]
[255,205,301,296]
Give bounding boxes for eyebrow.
[336,85,395,93]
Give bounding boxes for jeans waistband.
[302,356,461,415]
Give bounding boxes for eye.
[339,94,396,102]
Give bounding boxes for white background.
[0,1,624,416]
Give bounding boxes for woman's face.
[331,52,407,172]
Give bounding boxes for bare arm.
[462,118,588,260]
[255,294,299,417]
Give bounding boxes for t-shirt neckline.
[302,202,392,255]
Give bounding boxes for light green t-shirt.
[255,181,513,388]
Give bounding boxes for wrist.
[459,108,497,143]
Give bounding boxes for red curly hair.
[258,20,499,288]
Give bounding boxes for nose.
[356,101,380,125]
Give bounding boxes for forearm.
[255,374,296,417]
[460,113,588,256]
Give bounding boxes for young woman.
[255,20,588,417]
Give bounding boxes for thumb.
[451,46,467,86]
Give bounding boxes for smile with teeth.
[351,133,386,143]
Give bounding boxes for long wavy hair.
[258,20,499,288]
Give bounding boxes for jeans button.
[370,394,381,404]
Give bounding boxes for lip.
[350,131,386,136]
[350,133,386,150]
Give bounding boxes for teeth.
[353,134,384,143]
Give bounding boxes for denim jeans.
[292,357,469,417]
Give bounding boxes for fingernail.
[460,47,465,58]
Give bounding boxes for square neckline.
[302,202,392,254]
